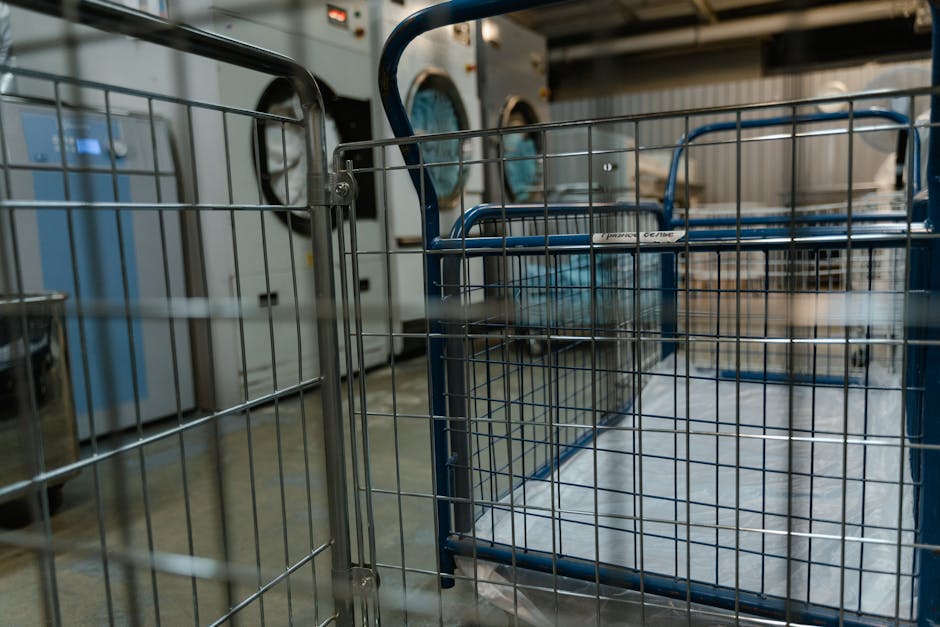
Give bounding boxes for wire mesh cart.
[325,0,940,624]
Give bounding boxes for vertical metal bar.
[503,125,520,627]
[590,122,602,627]
[895,94,918,624]
[378,145,410,623]
[444,245,472,533]
[346,158,382,622]
[143,95,198,623]
[838,98,856,625]
[418,141,458,588]
[333,161,366,621]
[682,113,693,624]
[256,118,295,624]
[185,103,234,616]
[280,121,321,623]
[125,98,161,627]
[441,139,472,545]
[784,103,799,625]
[632,126,647,626]
[296,91,354,625]
[733,109,743,623]
[459,138,483,627]
[914,4,940,625]
[222,108,266,626]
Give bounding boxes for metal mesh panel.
[0,2,349,625]
[335,78,940,625]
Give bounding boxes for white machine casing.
[476,15,549,204]
[210,1,390,404]
[6,7,202,439]
[374,0,483,354]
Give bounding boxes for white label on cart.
[592,230,686,245]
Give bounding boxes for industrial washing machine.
[476,15,549,203]
[0,98,195,441]
[374,0,483,354]
[210,0,390,403]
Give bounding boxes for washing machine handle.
[379,0,567,228]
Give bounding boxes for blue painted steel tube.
[914,4,940,624]
[441,255,472,535]
[662,109,920,225]
[660,247,678,361]
[678,211,908,227]
[378,0,571,588]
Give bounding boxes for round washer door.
[406,69,469,210]
[499,97,543,202]
[254,77,375,235]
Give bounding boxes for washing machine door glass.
[499,98,542,202]
[407,71,469,209]
[263,96,341,209]
[254,77,354,235]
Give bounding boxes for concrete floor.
[0,355,509,626]
[1,353,734,626]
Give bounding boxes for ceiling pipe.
[690,0,719,24]
[550,0,920,63]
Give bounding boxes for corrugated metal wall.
[550,59,929,206]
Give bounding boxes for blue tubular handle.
[662,109,920,225]
[378,0,570,238]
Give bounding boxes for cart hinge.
[329,170,357,206]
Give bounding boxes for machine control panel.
[9,105,171,173]
[21,110,127,167]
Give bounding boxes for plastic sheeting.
[455,555,754,626]
[469,355,915,622]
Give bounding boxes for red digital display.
[327,5,348,27]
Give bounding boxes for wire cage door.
[0,2,358,625]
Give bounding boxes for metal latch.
[330,170,357,206]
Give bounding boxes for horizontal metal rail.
[662,110,921,223]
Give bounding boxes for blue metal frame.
[662,109,922,226]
